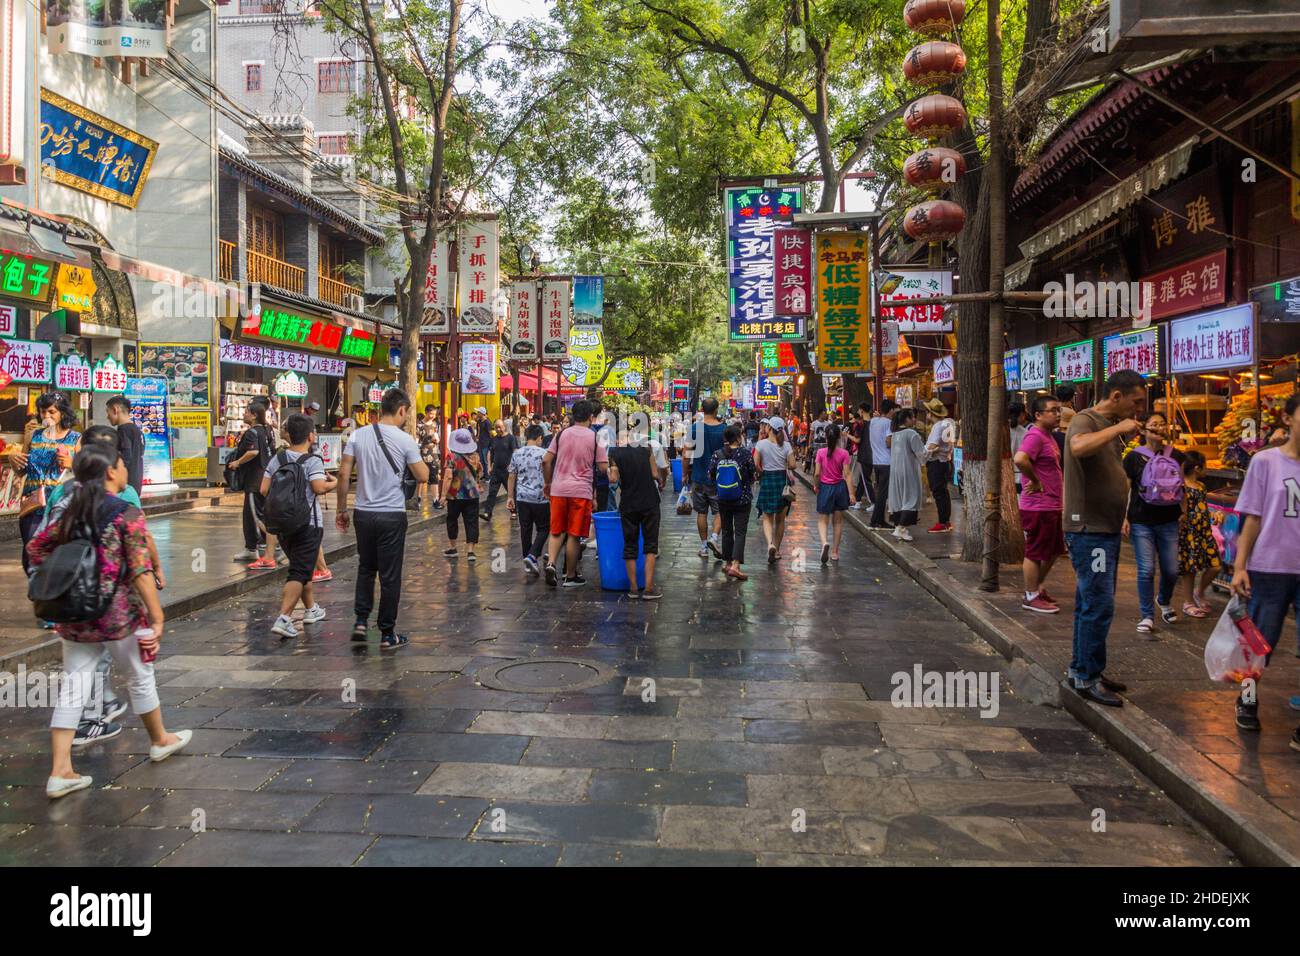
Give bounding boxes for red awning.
[499,366,563,392]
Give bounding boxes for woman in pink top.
[813,423,855,564]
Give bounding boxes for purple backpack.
[1134,445,1184,505]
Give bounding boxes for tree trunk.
[400,301,422,438]
[981,0,1007,590]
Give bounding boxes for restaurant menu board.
[460,342,498,395]
[125,377,172,486]
[130,343,211,408]
[168,409,211,481]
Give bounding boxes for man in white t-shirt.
[335,388,429,650]
[923,398,957,533]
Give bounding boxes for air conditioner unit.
[347,293,365,312]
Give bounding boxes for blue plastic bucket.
[593,511,646,590]
[671,457,683,493]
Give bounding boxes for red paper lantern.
[904,0,967,36]
[902,41,967,89]
[904,147,967,193]
[903,199,967,242]
[903,93,967,141]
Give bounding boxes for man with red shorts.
[1014,395,1065,613]
[542,399,608,588]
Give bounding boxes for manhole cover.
[477,658,612,693]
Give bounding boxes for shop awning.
[500,366,563,392]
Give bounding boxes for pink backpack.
[1133,445,1184,505]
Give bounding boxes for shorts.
[691,483,719,515]
[550,495,594,538]
[1020,508,1066,562]
[816,480,850,515]
[620,508,660,558]
[282,525,324,584]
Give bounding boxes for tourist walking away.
[1177,451,1219,618]
[262,413,336,639]
[590,400,615,514]
[683,397,727,559]
[441,428,482,561]
[754,416,795,562]
[923,398,956,533]
[1014,395,1065,614]
[507,424,549,574]
[1123,412,1185,635]
[709,425,756,581]
[473,407,492,465]
[1228,393,1300,747]
[336,388,428,650]
[1062,369,1146,706]
[543,400,608,588]
[481,419,518,520]
[417,404,442,508]
[868,400,897,528]
[27,444,190,798]
[806,411,830,474]
[105,395,143,495]
[12,392,80,577]
[850,403,873,509]
[607,421,664,599]
[813,422,855,563]
[228,401,277,568]
[886,407,925,542]
[744,411,761,448]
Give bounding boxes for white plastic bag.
[1203,595,1269,684]
[675,485,692,516]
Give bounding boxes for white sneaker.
[271,615,300,638]
[698,544,710,558]
[233,549,258,562]
[891,526,903,539]
[149,729,192,763]
[46,774,93,799]
[302,604,327,625]
[897,528,914,542]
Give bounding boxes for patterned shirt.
[27,502,153,643]
[446,454,481,500]
[508,444,548,504]
[23,428,80,497]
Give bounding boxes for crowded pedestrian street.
[0,488,1236,866]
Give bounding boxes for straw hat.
[923,397,948,417]
[448,428,477,455]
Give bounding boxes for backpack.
[28,497,131,623]
[263,450,318,535]
[715,451,744,502]
[1133,445,1184,505]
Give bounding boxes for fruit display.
[1212,383,1291,468]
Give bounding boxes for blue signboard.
[39,89,158,209]
[726,186,804,342]
[1003,349,1020,391]
[573,276,604,324]
[125,376,172,486]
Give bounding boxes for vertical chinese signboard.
[726,185,804,341]
[878,269,953,332]
[457,219,499,335]
[773,227,812,317]
[1019,344,1048,391]
[814,232,870,373]
[541,278,571,360]
[1168,303,1255,373]
[421,232,450,334]
[1102,327,1160,378]
[508,282,538,361]
[1003,350,1021,391]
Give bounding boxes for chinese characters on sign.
[92,354,128,392]
[1168,303,1255,374]
[1139,167,1225,268]
[773,227,812,317]
[460,342,498,395]
[339,329,376,362]
[1003,350,1020,390]
[814,232,869,373]
[933,355,955,384]
[241,308,347,356]
[760,342,799,376]
[0,251,56,307]
[125,377,171,486]
[54,351,91,391]
[273,371,308,398]
[564,326,604,386]
[55,264,96,312]
[309,356,347,377]
[423,234,448,310]
[1019,344,1048,390]
[457,219,499,335]
[45,0,170,59]
[1053,339,1094,384]
[38,89,158,208]
[508,282,538,361]
[878,269,953,332]
[2,339,52,384]
[0,305,15,337]
[726,185,804,341]
[542,278,572,360]
[1143,250,1227,322]
[1102,327,1160,378]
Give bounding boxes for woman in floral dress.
[417,404,442,508]
[1178,450,1220,618]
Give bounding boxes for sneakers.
[545,563,559,587]
[1021,594,1060,614]
[467,551,477,563]
[247,557,277,571]
[72,718,122,748]
[640,585,663,601]
[707,535,723,560]
[311,569,333,583]
[927,522,953,533]
[149,729,192,763]
[351,619,369,641]
[233,549,258,562]
[1157,604,1178,625]
[896,527,914,542]
[302,604,327,625]
[1235,695,1261,732]
[523,555,540,576]
[46,774,93,799]
[563,575,587,588]
[380,633,409,651]
[698,544,710,558]
[271,615,301,639]
[625,588,640,600]
[443,546,459,557]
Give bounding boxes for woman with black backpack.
[28,444,191,798]
[228,401,279,569]
[708,426,757,581]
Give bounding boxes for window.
[320,236,348,279]
[239,0,281,13]
[317,133,351,155]
[245,64,262,93]
[317,60,356,94]
[247,204,284,259]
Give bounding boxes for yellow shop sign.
[55,264,97,313]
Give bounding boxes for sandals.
[1182,602,1208,619]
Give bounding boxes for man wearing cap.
[923,397,957,533]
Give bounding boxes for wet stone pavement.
[0,489,1235,866]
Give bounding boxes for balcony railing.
[219,240,236,281]
[318,273,363,309]
[246,249,305,294]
